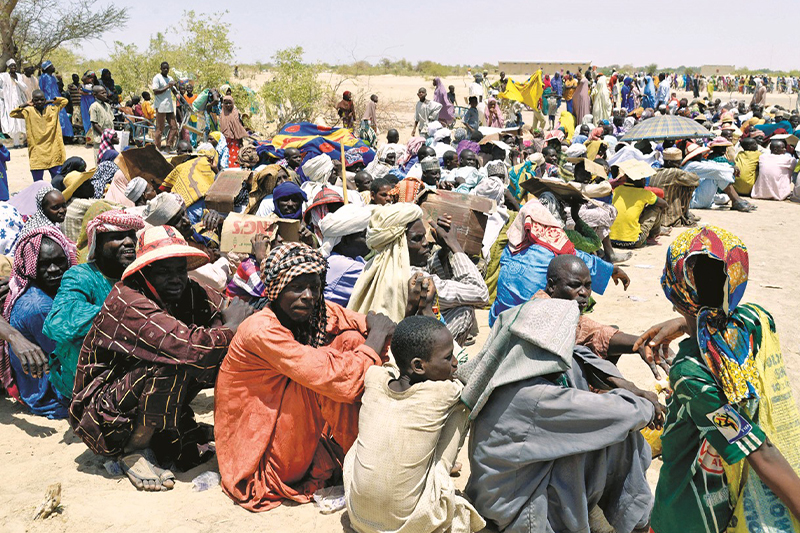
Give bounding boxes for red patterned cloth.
[86,209,145,260]
[507,200,575,256]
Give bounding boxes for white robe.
[0,72,27,137]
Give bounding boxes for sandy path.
[1,75,798,532]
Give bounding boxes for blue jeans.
[566,100,573,113]
[31,166,61,182]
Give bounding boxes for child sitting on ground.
[609,159,667,249]
[344,316,484,533]
[733,136,761,195]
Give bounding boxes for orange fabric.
[214,301,385,512]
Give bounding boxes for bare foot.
[450,461,462,476]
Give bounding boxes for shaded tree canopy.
[0,0,129,71]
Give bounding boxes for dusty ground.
[0,75,798,532]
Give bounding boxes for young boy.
[609,159,667,249]
[369,177,393,205]
[344,316,485,533]
[140,91,155,120]
[733,136,762,195]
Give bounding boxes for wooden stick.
[340,141,348,204]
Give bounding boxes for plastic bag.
[312,486,345,514]
[723,309,800,533]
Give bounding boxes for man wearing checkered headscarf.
[0,226,76,415]
[215,241,391,513]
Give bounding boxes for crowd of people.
[0,57,798,533]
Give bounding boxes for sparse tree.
[0,0,129,71]
[259,47,325,129]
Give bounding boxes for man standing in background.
[152,61,178,152]
[0,59,28,148]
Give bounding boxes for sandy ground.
[1,75,799,532]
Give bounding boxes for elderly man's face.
[546,262,592,312]
[143,257,189,305]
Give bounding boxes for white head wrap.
[318,204,374,257]
[302,154,335,184]
[6,58,16,67]
[143,192,185,226]
[433,128,451,142]
[565,144,587,159]
[124,177,148,202]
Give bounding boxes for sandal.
[119,449,174,492]
[731,200,756,212]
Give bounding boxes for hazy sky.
[77,0,795,71]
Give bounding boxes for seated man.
[752,138,797,201]
[649,147,700,227]
[733,136,762,195]
[349,204,490,345]
[609,159,667,249]
[490,200,628,326]
[1,227,76,418]
[69,225,253,491]
[542,255,669,378]
[461,297,662,533]
[214,243,395,512]
[344,316,485,533]
[319,204,373,307]
[43,210,145,398]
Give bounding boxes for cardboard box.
[115,144,174,189]
[416,189,495,257]
[205,170,252,214]
[520,176,588,203]
[219,213,300,253]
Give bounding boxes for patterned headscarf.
[1,226,77,399]
[261,242,328,347]
[92,160,118,198]
[86,209,145,261]
[661,226,757,403]
[0,204,24,256]
[97,129,117,161]
[506,198,575,256]
[19,184,59,237]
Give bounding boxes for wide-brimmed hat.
[303,186,344,224]
[121,225,209,280]
[682,143,710,166]
[614,159,656,181]
[770,133,799,147]
[709,136,733,148]
[62,169,96,201]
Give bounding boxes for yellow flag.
[499,70,544,110]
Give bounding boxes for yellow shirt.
[734,150,761,195]
[610,184,657,243]
[141,100,155,120]
[10,97,67,170]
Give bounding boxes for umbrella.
[620,115,714,142]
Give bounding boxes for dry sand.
[1,75,799,532]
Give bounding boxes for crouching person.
[69,225,253,491]
[461,297,663,533]
[344,316,485,533]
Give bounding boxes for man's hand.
[636,343,673,379]
[608,376,666,429]
[364,311,397,355]
[430,215,463,254]
[405,272,437,317]
[251,233,271,265]
[202,209,225,233]
[9,332,49,379]
[222,297,254,333]
[633,317,688,371]
[299,225,317,248]
[611,265,630,290]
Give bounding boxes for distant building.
[700,65,736,76]
[498,61,592,77]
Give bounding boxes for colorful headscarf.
[226,258,266,299]
[389,176,426,203]
[261,242,328,347]
[19,184,59,238]
[0,204,24,256]
[92,160,118,198]
[661,226,757,403]
[272,182,307,220]
[86,209,145,261]
[1,226,77,399]
[97,129,117,161]
[506,199,575,256]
